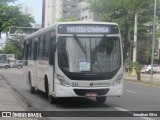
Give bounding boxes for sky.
[13,0,42,24]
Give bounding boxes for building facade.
[17,4,32,15]
[77,1,99,21]
[43,0,99,28]
[44,0,78,27]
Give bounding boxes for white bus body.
[23,22,123,104]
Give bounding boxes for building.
[43,0,78,27]
[43,0,99,28]
[17,3,41,28]
[17,4,32,15]
[77,1,99,21]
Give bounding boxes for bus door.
[23,41,29,84]
[37,36,44,91]
[49,34,56,92]
[33,39,38,88]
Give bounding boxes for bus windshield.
[58,36,121,79]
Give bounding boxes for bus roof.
[24,21,119,40]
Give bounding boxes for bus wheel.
[30,85,37,94]
[48,95,57,104]
[96,97,106,104]
[29,74,36,94]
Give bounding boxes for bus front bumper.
[53,83,123,97]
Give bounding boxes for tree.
[0,0,16,5]
[124,61,141,80]
[88,0,154,61]
[0,2,35,38]
[2,35,25,59]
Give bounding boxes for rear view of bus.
[55,22,123,103]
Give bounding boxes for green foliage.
[0,2,35,38]
[156,26,160,37]
[88,0,155,62]
[0,0,16,5]
[0,49,3,54]
[124,61,141,68]
[2,35,25,59]
[0,5,35,32]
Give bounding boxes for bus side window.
[28,39,32,59]
[43,34,49,60]
[42,35,46,58]
[38,36,43,60]
[37,37,40,58]
[24,41,29,65]
[49,37,56,65]
[25,43,29,60]
[33,40,38,60]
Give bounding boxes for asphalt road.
[0,68,160,120]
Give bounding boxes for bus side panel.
[37,60,45,92]
[28,60,36,87]
[47,66,54,95]
[23,63,29,85]
[32,60,38,88]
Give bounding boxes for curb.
[0,74,46,120]
[124,78,160,88]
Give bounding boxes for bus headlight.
[113,74,123,86]
[57,74,70,87]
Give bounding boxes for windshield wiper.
[73,34,86,54]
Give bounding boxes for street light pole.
[150,0,157,83]
[42,0,46,28]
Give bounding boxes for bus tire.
[30,86,36,94]
[44,77,49,95]
[45,77,57,104]
[28,73,36,94]
[48,95,57,104]
[96,96,106,104]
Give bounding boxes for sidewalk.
[124,73,160,85]
[0,75,39,120]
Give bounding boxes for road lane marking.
[126,90,138,94]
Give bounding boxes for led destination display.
[58,24,119,34]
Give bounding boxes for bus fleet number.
[72,82,78,87]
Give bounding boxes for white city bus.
[23,22,123,104]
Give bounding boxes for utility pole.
[150,0,157,83]
[42,0,46,28]
[133,13,138,62]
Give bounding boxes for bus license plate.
[85,93,97,97]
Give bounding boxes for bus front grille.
[73,89,109,96]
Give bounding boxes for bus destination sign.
[58,24,119,34]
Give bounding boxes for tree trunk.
[136,68,141,81]
[123,22,130,61]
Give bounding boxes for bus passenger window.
[33,41,38,60]
[39,36,43,59]
[49,37,56,65]
[43,34,49,60]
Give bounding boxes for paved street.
[0,68,160,120]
